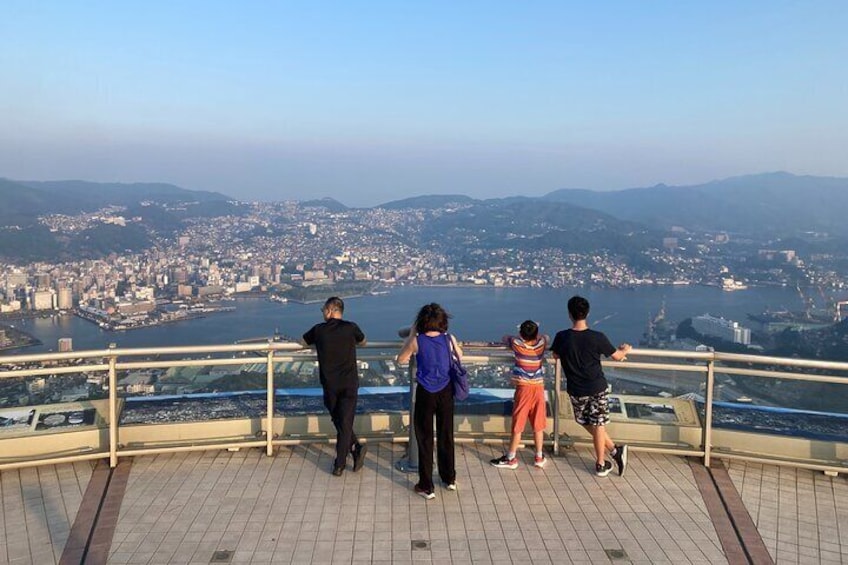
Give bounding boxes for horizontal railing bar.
[713,351,848,371]
[564,437,706,458]
[628,348,717,361]
[0,451,107,471]
[117,440,267,457]
[116,358,254,370]
[4,342,848,371]
[271,436,408,446]
[604,362,708,373]
[715,366,848,385]
[713,452,848,474]
[2,339,847,478]
[107,343,301,357]
[0,349,114,364]
[0,364,109,378]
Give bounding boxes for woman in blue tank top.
[397,303,463,499]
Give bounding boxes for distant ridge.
[300,197,349,211]
[0,178,80,224]
[0,178,241,262]
[376,194,477,210]
[543,172,848,235]
[20,179,232,206]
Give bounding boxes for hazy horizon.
[2,2,846,207]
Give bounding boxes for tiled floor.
[0,461,93,564]
[727,460,848,565]
[107,444,726,564]
[4,446,846,564]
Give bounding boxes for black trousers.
[414,383,455,490]
[323,384,359,468]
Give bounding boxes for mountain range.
[370,171,848,237]
[1,172,847,262]
[0,179,240,261]
[540,172,848,236]
[0,178,233,227]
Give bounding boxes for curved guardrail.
[1,343,846,474]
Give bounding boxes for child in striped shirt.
[491,320,550,469]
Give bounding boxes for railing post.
[395,357,418,473]
[266,346,275,456]
[702,358,715,467]
[552,359,562,456]
[108,344,118,468]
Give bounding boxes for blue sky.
[1,1,846,205]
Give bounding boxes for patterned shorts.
[569,390,610,426]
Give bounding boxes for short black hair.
[567,295,590,321]
[414,303,450,334]
[519,320,539,341]
[323,296,344,314]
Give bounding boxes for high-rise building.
[6,272,27,289]
[36,272,51,290]
[32,290,55,311]
[57,287,74,310]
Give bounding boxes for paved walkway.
[1,444,846,564]
[727,461,848,564]
[0,462,92,564]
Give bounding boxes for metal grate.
[210,549,234,563]
[411,540,430,551]
[604,548,628,560]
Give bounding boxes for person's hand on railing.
[611,343,632,361]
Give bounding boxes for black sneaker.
[595,461,613,477]
[414,484,435,500]
[352,443,368,472]
[612,444,628,477]
[490,455,518,469]
[332,465,344,477]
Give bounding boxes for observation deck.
[0,343,846,564]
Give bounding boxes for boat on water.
[721,277,748,291]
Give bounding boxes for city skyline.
[2,1,847,206]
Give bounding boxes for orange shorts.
[511,384,547,434]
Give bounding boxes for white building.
[32,290,55,311]
[692,314,751,345]
[57,287,74,310]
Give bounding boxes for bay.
[9,285,804,354]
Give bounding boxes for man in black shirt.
[551,296,631,477]
[302,297,367,476]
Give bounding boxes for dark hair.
[567,295,590,321]
[323,296,345,314]
[414,303,450,334]
[519,320,539,341]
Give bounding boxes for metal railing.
[1,343,846,474]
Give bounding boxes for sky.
[1,1,847,206]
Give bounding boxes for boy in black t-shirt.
[551,296,632,477]
[302,297,367,476]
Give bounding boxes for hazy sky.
[1,1,846,205]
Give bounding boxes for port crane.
[835,301,848,323]
[796,283,814,319]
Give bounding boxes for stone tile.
[6,445,847,565]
